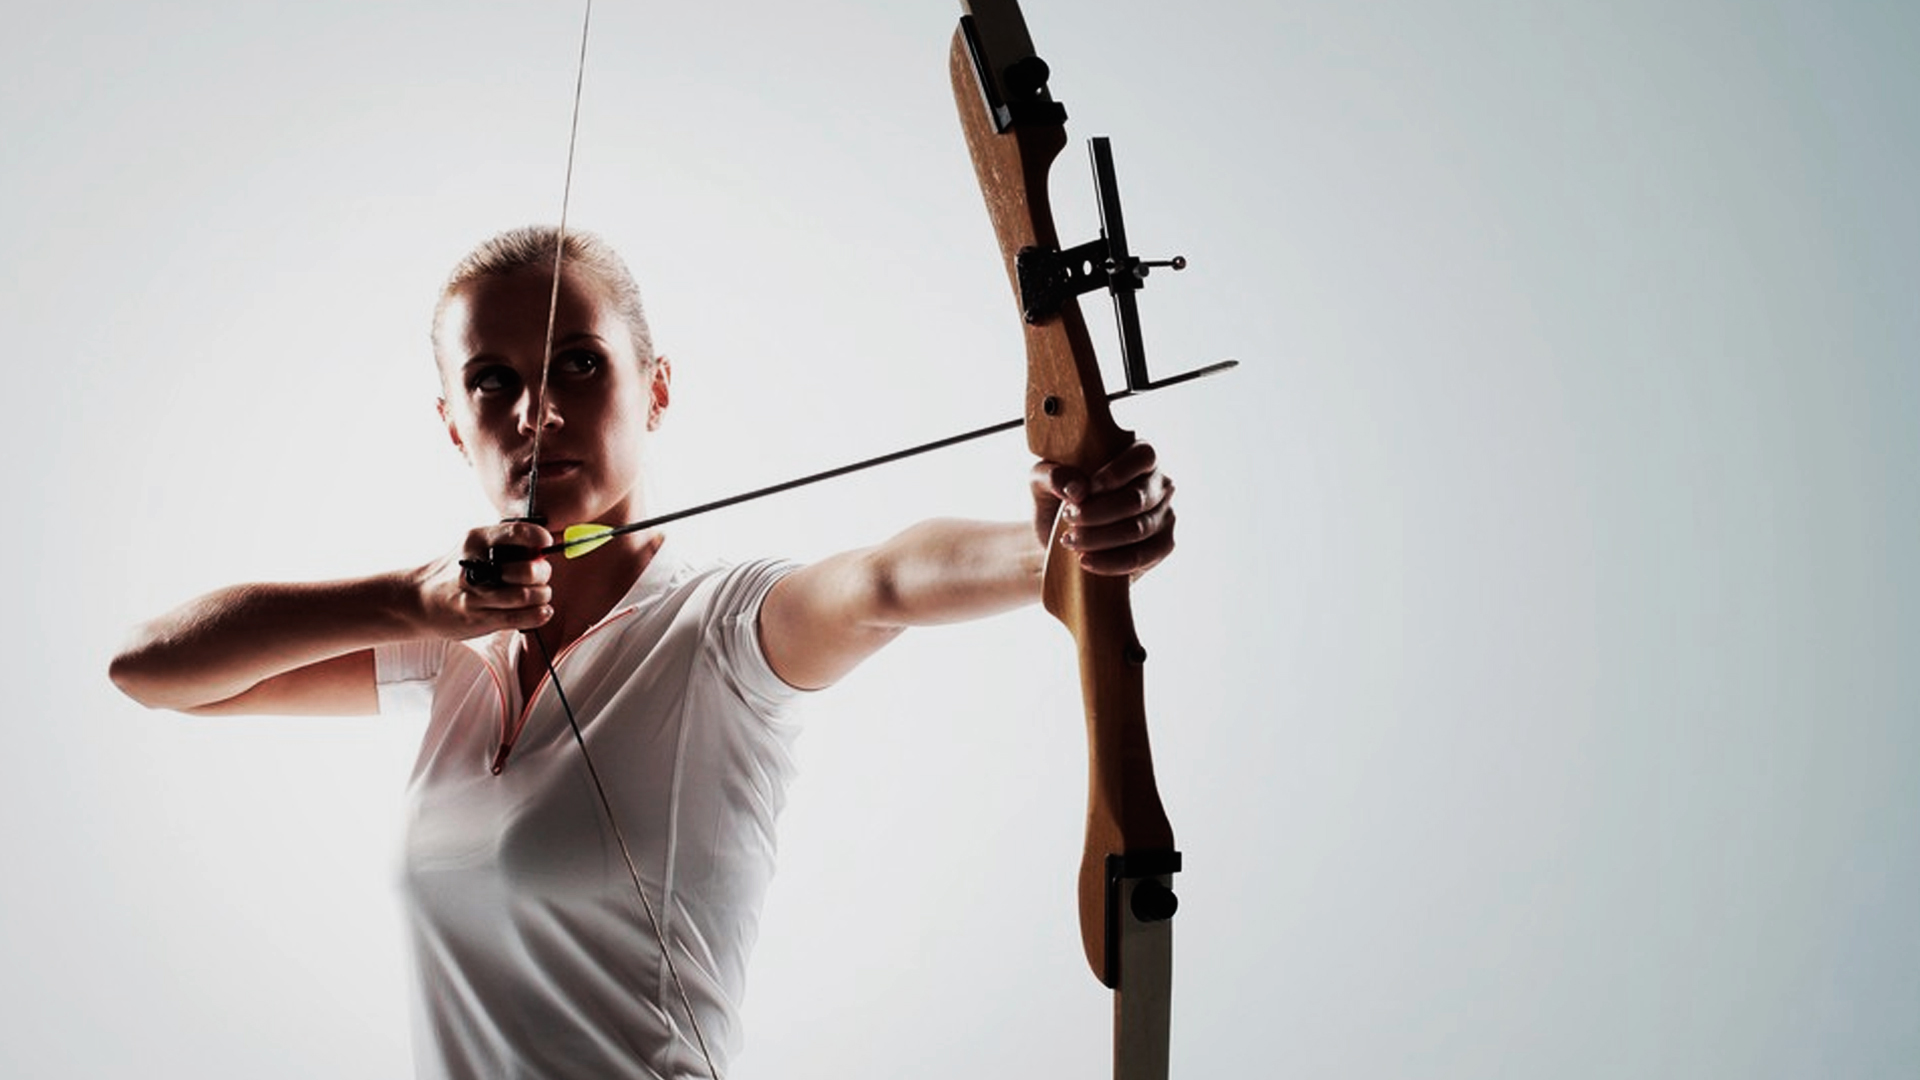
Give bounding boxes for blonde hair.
[432,225,655,368]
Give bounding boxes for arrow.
[517,357,1236,562]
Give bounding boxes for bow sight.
[960,16,1215,401]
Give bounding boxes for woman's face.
[435,266,669,528]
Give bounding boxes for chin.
[532,493,612,529]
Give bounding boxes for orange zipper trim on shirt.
[489,607,640,775]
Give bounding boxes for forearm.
[862,517,1046,628]
[109,572,425,711]
[759,517,1044,691]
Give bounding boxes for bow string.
[502,3,726,1077]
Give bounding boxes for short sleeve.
[706,558,807,716]
[373,639,450,718]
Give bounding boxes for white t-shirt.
[375,542,805,1080]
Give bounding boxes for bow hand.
[1032,440,1176,579]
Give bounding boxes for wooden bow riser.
[947,23,1176,994]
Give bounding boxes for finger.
[502,604,557,631]
[490,519,555,554]
[495,554,551,589]
[1066,470,1174,529]
[465,583,553,613]
[462,521,555,589]
[487,599,556,632]
[1071,510,1176,578]
[1063,493,1174,555]
[453,582,554,637]
[1030,459,1091,503]
[1085,440,1159,494]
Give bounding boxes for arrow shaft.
[535,358,1236,557]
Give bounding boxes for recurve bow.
[949,3,1185,1077]
[477,6,1206,1078]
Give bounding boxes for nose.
[515,386,562,436]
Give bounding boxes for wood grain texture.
[948,8,1176,1020]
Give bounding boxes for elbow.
[108,639,204,713]
[107,645,169,710]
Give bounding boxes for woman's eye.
[469,367,517,395]
[556,349,603,377]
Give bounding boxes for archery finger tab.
[460,543,536,589]
[460,557,505,588]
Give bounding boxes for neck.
[537,529,665,648]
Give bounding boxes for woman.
[109,226,1176,1079]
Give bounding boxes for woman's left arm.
[758,441,1174,690]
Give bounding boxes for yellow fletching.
[561,524,616,559]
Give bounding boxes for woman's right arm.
[109,523,555,716]
[111,575,424,715]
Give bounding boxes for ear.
[647,356,672,431]
[438,398,468,460]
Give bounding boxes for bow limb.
[950,4,1179,1077]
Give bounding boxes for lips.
[510,457,585,485]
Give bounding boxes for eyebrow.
[460,332,610,370]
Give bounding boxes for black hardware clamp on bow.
[1013,136,1189,395]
